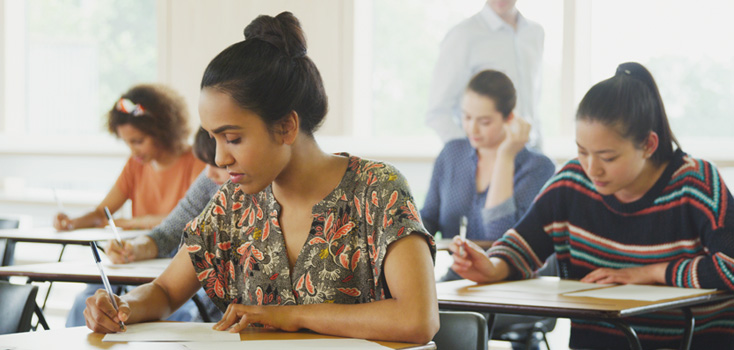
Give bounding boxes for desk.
[0,228,151,316]
[0,259,169,285]
[0,325,436,349]
[0,227,149,246]
[437,277,734,350]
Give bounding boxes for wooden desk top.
[437,277,732,320]
[0,259,169,285]
[0,227,149,245]
[0,326,435,349]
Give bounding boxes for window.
[584,0,734,160]
[357,0,734,164]
[2,0,157,145]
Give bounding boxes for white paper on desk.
[563,284,717,301]
[469,278,610,294]
[181,338,393,350]
[102,322,240,342]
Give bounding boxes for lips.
[228,172,245,183]
[593,180,609,188]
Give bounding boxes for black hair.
[107,84,191,154]
[200,11,328,136]
[466,70,516,118]
[576,62,679,165]
[193,127,217,167]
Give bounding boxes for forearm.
[131,235,159,261]
[286,298,437,344]
[120,282,178,324]
[70,208,106,229]
[485,154,515,209]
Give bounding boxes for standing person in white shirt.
[426,0,544,149]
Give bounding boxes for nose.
[214,140,233,169]
[587,156,604,177]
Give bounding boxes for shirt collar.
[479,3,526,31]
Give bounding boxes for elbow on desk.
[397,308,440,344]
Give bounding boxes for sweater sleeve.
[481,150,556,239]
[665,171,734,291]
[147,171,220,258]
[486,168,562,280]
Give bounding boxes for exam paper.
[181,338,393,350]
[563,284,717,301]
[102,322,240,342]
[469,278,610,294]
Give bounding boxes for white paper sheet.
[469,278,610,294]
[102,322,240,342]
[563,284,717,301]
[181,338,393,350]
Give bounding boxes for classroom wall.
[0,0,360,225]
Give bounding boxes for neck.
[476,146,498,161]
[499,8,518,29]
[614,160,668,203]
[271,136,342,207]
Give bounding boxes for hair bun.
[243,11,307,59]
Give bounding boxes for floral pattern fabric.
[183,154,435,311]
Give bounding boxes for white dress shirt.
[425,4,544,148]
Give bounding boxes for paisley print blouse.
[183,154,435,311]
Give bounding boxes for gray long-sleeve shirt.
[148,170,220,257]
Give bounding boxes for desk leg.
[34,302,50,330]
[39,244,67,310]
[611,320,642,350]
[192,293,212,322]
[486,313,496,340]
[679,307,694,350]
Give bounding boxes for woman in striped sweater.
[450,62,734,349]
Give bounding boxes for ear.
[505,111,515,122]
[642,131,659,158]
[275,111,299,145]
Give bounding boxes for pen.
[89,241,126,331]
[459,216,467,256]
[53,188,64,212]
[103,207,124,247]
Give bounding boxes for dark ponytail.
[201,11,328,135]
[576,62,679,165]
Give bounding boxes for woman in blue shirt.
[421,69,555,244]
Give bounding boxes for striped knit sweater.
[487,149,734,350]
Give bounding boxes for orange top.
[114,150,206,217]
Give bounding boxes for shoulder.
[348,155,406,183]
[534,159,595,200]
[439,139,471,157]
[664,152,727,200]
[190,170,220,196]
[441,14,484,45]
[516,147,555,172]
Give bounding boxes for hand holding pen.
[103,207,124,247]
[88,241,127,333]
[52,189,74,231]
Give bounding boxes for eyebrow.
[211,125,242,134]
[576,142,617,154]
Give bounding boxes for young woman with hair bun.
[83,12,439,344]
